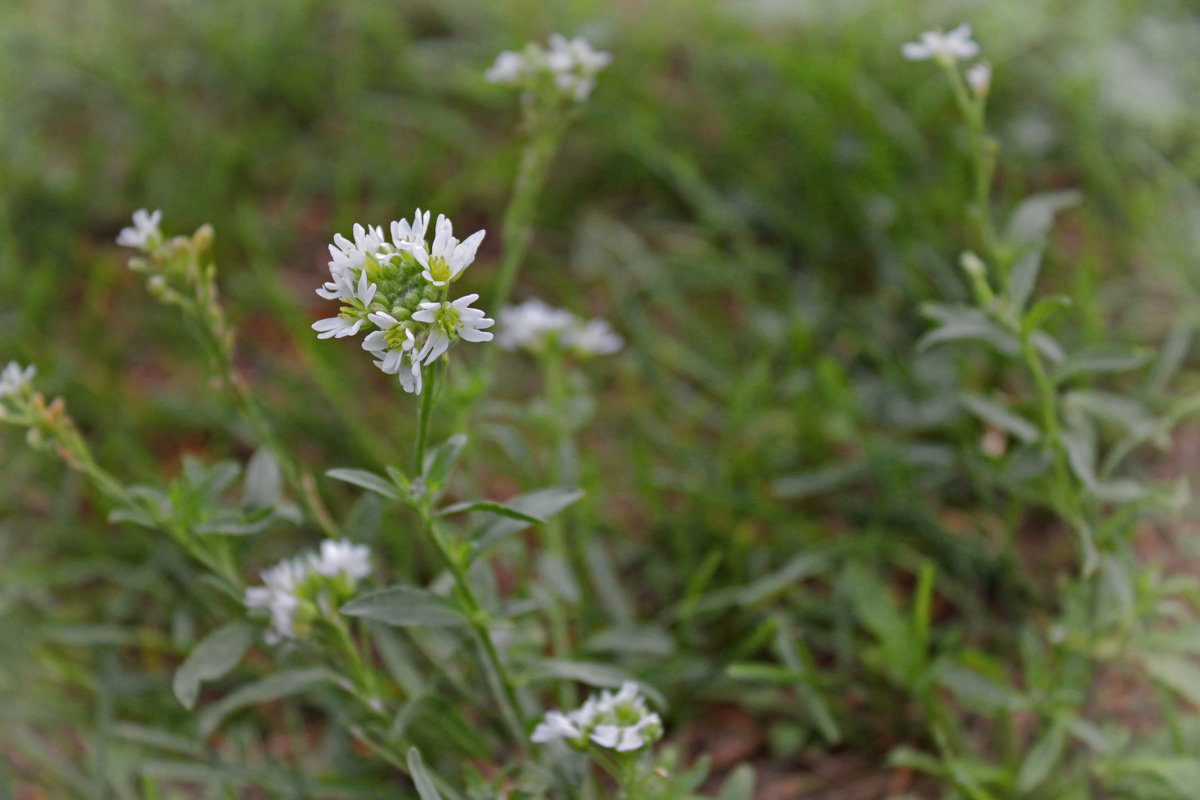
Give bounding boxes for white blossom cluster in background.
[0,362,36,399]
[902,23,990,95]
[312,210,494,394]
[531,682,663,753]
[116,208,163,251]
[486,33,611,103]
[497,298,623,357]
[244,539,371,644]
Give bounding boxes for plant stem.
[418,511,528,750]
[412,361,440,476]
[489,118,567,315]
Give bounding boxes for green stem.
[489,118,568,315]
[418,511,528,750]
[412,361,440,476]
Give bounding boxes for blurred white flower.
[412,293,495,364]
[487,33,611,103]
[245,539,372,644]
[901,23,980,63]
[497,298,622,356]
[244,556,308,644]
[531,681,662,752]
[116,208,163,250]
[967,62,992,95]
[309,539,372,581]
[0,361,36,398]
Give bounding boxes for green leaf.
[173,622,255,710]
[243,449,282,509]
[435,500,542,523]
[525,659,666,708]
[1144,654,1200,709]
[917,305,1018,356]
[717,764,756,800]
[1005,246,1043,312]
[406,747,443,800]
[1015,721,1064,793]
[1021,296,1072,336]
[937,665,1027,713]
[197,667,334,738]
[340,585,468,628]
[1004,189,1082,245]
[325,468,401,500]
[1051,345,1154,384]
[1116,756,1200,797]
[468,487,584,558]
[423,433,468,487]
[959,394,1040,444]
[771,462,869,499]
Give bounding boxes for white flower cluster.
[496,298,622,356]
[244,539,371,644]
[531,682,663,753]
[0,362,36,399]
[902,24,990,95]
[116,208,163,251]
[486,33,611,103]
[312,211,494,394]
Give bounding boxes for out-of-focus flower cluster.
[496,298,622,357]
[311,211,494,394]
[486,33,611,104]
[244,539,372,644]
[902,23,990,96]
[531,682,662,753]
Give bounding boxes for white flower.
[901,23,980,63]
[0,361,36,398]
[562,318,623,355]
[486,33,611,103]
[496,299,576,350]
[410,214,486,287]
[309,539,372,581]
[530,711,584,744]
[312,271,377,339]
[485,50,529,85]
[967,62,992,95]
[244,556,308,644]
[531,681,662,753]
[363,312,424,394]
[412,293,495,364]
[497,298,622,356]
[246,539,372,644]
[391,209,431,249]
[116,209,163,250]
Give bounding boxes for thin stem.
[417,512,528,750]
[489,118,568,315]
[412,361,440,476]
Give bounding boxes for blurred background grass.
[3,0,1200,796]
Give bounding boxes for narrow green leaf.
[1144,654,1200,709]
[717,765,756,800]
[173,622,255,710]
[1015,722,1064,793]
[197,667,333,738]
[423,434,468,487]
[937,665,1027,713]
[325,468,401,500]
[406,747,443,800]
[959,394,1040,443]
[468,487,584,558]
[917,308,1019,356]
[1004,189,1082,245]
[435,500,542,523]
[1005,246,1043,313]
[341,585,468,628]
[1051,345,1154,384]
[243,448,282,509]
[525,659,666,708]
